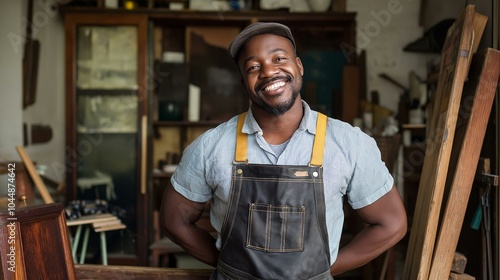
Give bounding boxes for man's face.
[237,34,304,116]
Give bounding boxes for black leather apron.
[216,112,332,280]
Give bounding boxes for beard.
[253,74,302,116]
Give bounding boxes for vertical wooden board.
[341,64,360,125]
[402,5,476,280]
[471,13,488,54]
[429,48,500,278]
[153,26,163,61]
[496,1,500,279]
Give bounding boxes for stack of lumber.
[403,4,499,279]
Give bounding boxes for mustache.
[255,75,292,92]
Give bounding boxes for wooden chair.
[150,203,215,267]
[0,203,77,280]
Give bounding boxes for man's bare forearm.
[331,186,407,276]
[161,186,220,267]
[330,222,403,275]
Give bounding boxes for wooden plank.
[402,5,477,280]
[429,48,500,278]
[92,218,122,228]
[451,252,467,274]
[74,264,213,279]
[449,272,475,280]
[471,13,488,54]
[93,223,126,232]
[496,1,500,279]
[15,146,54,204]
[66,213,117,226]
[341,64,360,125]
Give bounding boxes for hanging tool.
[472,158,498,280]
[23,0,40,108]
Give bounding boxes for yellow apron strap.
[235,112,248,162]
[309,113,328,167]
[235,112,326,165]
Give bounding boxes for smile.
[264,81,286,92]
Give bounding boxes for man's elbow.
[160,211,179,240]
[391,212,408,244]
[160,216,170,238]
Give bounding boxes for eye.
[246,64,260,74]
[276,56,288,62]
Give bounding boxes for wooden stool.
[67,213,126,265]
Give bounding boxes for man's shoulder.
[323,116,378,154]
[196,115,239,144]
[326,117,364,138]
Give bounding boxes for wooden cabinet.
[64,13,150,266]
[0,203,76,279]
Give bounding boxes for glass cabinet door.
[65,14,149,265]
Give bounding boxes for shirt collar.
[242,100,318,135]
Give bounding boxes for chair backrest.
[374,134,402,174]
[0,203,76,280]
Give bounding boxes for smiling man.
[161,22,407,280]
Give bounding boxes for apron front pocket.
[246,203,305,253]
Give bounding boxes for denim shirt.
[171,100,393,265]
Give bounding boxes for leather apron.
[216,112,332,280]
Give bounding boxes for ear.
[295,57,304,76]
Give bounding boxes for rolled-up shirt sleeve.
[171,135,213,203]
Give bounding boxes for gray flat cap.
[228,22,296,60]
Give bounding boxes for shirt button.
[257,131,263,136]
[313,171,319,177]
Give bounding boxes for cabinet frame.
[64,12,150,266]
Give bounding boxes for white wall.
[0,0,65,184]
[21,0,66,183]
[347,0,436,113]
[0,1,24,161]
[0,0,24,196]
[346,0,435,195]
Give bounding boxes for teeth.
[264,81,285,92]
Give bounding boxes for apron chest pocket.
[246,203,305,253]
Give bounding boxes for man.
[161,22,407,279]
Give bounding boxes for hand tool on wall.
[23,0,40,108]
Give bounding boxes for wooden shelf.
[60,7,356,22]
[76,89,137,95]
[153,120,222,127]
[402,123,426,129]
[153,172,172,179]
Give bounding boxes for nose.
[258,62,279,79]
